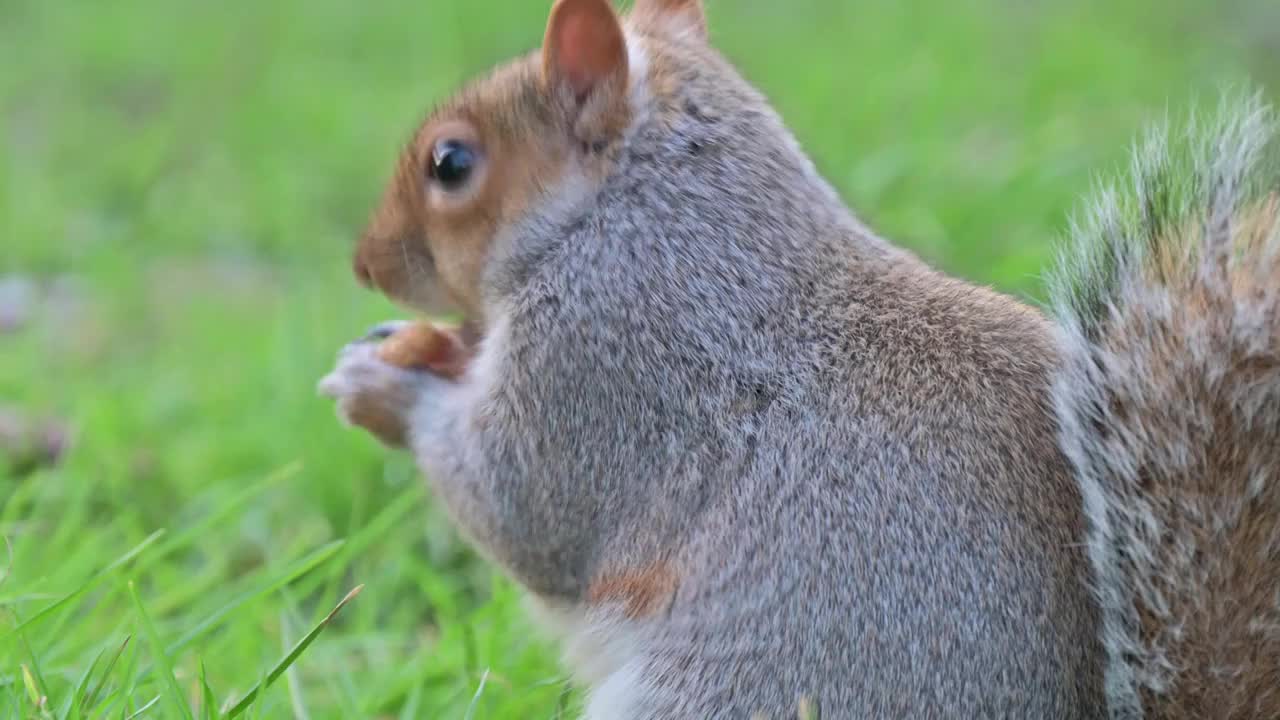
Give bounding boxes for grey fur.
[321,7,1280,716]
[326,26,1106,717]
[1051,92,1280,719]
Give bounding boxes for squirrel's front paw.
[318,329,437,449]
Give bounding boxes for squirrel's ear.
[542,0,629,104]
[631,0,707,40]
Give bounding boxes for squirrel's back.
[1051,94,1280,719]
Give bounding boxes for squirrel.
[318,0,1280,717]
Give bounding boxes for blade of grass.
[304,484,422,623]
[224,585,363,719]
[123,695,160,720]
[397,682,423,720]
[324,467,369,600]
[13,609,50,714]
[554,681,573,720]
[461,622,477,677]
[60,643,108,720]
[19,463,301,655]
[37,586,100,680]
[279,611,310,720]
[355,638,455,715]
[5,530,165,639]
[462,668,490,720]
[0,534,13,590]
[166,539,345,656]
[119,623,143,717]
[118,539,347,702]
[134,463,301,579]
[83,635,131,713]
[198,662,218,720]
[277,586,359,717]
[21,663,44,711]
[111,621,143,719]
[246,663,269,720]
[127,581,192,720]
[62,464,302,636]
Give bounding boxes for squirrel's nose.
[353,251,374,289]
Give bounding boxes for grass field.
[1,0,1277,717]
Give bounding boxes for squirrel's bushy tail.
[1051,91,1280,720]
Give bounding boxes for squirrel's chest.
[524,597,651,718]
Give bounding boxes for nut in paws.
[318,337,426,448]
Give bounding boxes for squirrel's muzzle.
[353,250,374,289]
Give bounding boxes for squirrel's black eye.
[428,139,476,191]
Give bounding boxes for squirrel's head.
[352,0,710,331]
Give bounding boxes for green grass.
[1,0,1276,716]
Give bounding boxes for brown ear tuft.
[632,0,707,40]
[543,0,629,102]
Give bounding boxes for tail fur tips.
[1051,91,1280,720]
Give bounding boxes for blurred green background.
[1,0,1276,717]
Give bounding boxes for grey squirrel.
[317,0,1280,716]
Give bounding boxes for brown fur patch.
[354,1,637,326]
[1145,192,1280,300]
[355,62,570,324]
[586,560,679,619]
[340,391,409,449]
[1093,190,1280,719]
